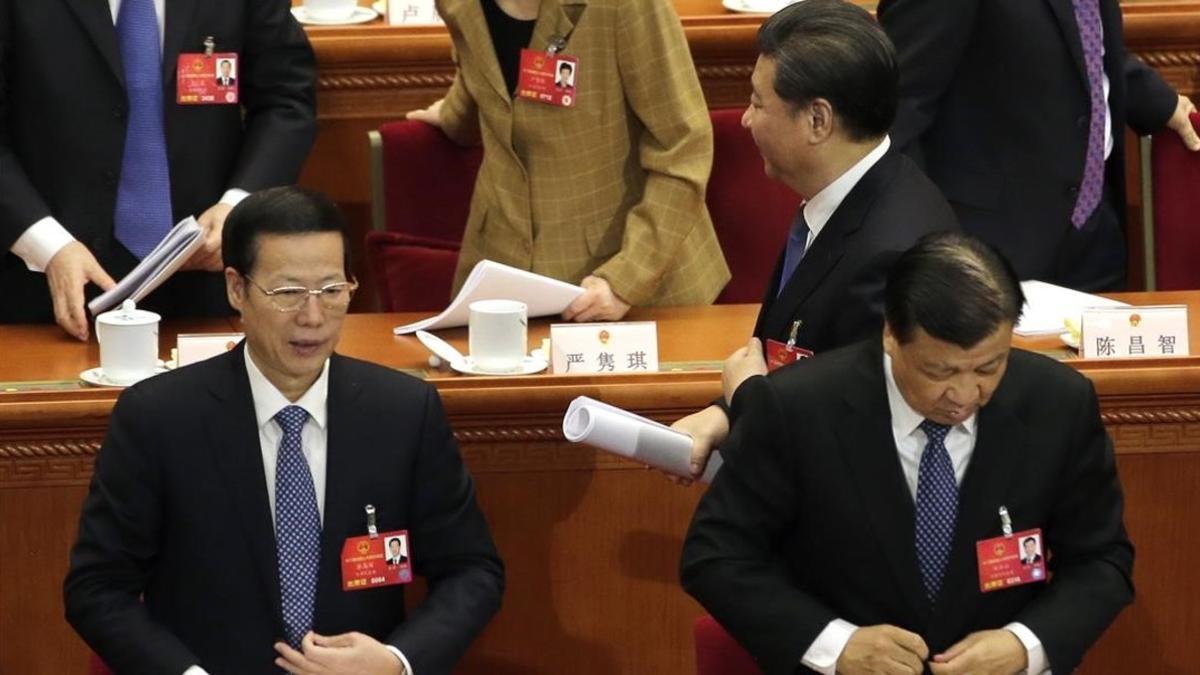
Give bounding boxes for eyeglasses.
[244,276,358,313]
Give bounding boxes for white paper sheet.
[1015,280,1129,336]
[393,260,585,335]
[88,217,205,315]
[562,396,723,483]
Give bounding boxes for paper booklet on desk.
[1014,280,1129,336]
[87,216,205,315]
[393,259,585,335]
[562,396,724,483]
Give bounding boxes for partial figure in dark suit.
[878,0,1200,292]
[64,188,504,675]
[386,537,409,566]
[682,233,1132,675]
[1021,538,1044,567]
[670,0,958,483]
[0,0,316,340]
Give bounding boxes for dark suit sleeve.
[226,0,317,193]
[387,386,504,675]
[877,0,982,157]
[1013,379,1134,672]
[0,4,54,249]
[63,387,200,674]
[1122,53,1178,135]
[681,375,839,675]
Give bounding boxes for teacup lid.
[97,299,161,326]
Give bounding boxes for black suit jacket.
[754,149,958,353]
[682,339,1132,675]
[65,347,504,675]
[0,0,316,320]
[878,0,1177,281]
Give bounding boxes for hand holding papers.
[88,217,206,315]
[563,396,724,483]
[393,260,584,335]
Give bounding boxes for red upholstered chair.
[694,613,762,675]
[89,652,113,675]
[1145,111,1200,290]
[707,108,804,304]
[365,231,461,313]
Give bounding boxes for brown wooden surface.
[2,298,1200,673]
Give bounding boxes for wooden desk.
[2,299,1198,673]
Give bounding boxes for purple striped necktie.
[1071,0,1107,229]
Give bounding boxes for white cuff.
[182,666,211,675]
[10,217,76,272]
[801,618,859,675]
[1005,622,1051,674]
[385,644,414,674]
[219,188,251,207]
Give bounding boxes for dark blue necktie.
[114,0,173,259]
[274,406,321,648]
[777,210,810,296]
[915,419,958,603]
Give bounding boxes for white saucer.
[291,6,379,25]
[80,365,168,388]
[721,0,796,14]
[450,356,549,376]
[1060,331,1080,350]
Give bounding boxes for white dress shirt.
[8,0,247,272]
[799,355,1049,675]
[800,136,892,250]
[181,349,412,675]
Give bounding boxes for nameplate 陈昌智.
[1080,305,1189,359]
[550,322,658,374]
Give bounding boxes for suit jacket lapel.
[836,341,931,623]
[1044,0,1090,87]
[204,345,284,623]
[162,0,198,87]
[753,244,788,340]
[443,0,512,103]
[62,0,124,85]
[531,0,587,53]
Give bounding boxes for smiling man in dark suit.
[878,0,1200,292]
[671,0,958,480]
[0,0,316,340]
[65,188,504,675]
[682,233,1132,675]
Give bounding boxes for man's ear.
[225,268,246,312]
[808,98,835,143]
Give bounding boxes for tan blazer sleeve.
[440,50,482,146]
[590,0,715,306]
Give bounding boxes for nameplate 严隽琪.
[550,322,658,374]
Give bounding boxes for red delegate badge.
[516,49,578,108]
[765,339,813,371]
[976,528,1047,592]
[341,530,413,591]
[177,53,239,105]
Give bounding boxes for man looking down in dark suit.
[682,232,1132,675]
[65,187,504,675]
[670,0,958,483]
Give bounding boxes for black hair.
[222,186,351,278]
[756,0,898,140]
[1023,537,1037,546]
[885,233,1025,348]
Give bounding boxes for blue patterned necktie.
[777,210,811,296]
[914,419,958,603]
[114,0,174,259]
[1070,0,1107,229]
[274,406,321,648]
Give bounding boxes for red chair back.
[1149,111,1200,290]
[89,652,113,675]
[707,108,803,304]
[366,231,460,312]
[376,119,483,242]
[694,613,762,675]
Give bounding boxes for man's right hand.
[405,98,445,129]
[667,404,730,486]
[45,241,116,341]
[837,625,930,675]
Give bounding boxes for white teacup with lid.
[95,299,161,386]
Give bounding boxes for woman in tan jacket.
[409,0,730,320]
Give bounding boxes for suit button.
[104,170,118,187]
[112,104,126,118]
[1077,115,1088,129]
[1067,185,1080,196]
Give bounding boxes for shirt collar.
[244,347,330,431]
[804,136,891,241]
[883,351,977,439]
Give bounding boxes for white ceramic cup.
[468,299,528,373]
[303,0,358,21]
[95,300,160,386]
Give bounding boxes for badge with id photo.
[765,321,813,371]
[516,39,578,108]
[177,37,238,105]
[341,506,413,591]
[976,507,1048,593]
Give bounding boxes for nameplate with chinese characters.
[387,0,442,25]
[177,333,244,368]
[550,322,658,374]
[1080,305,1189,359]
